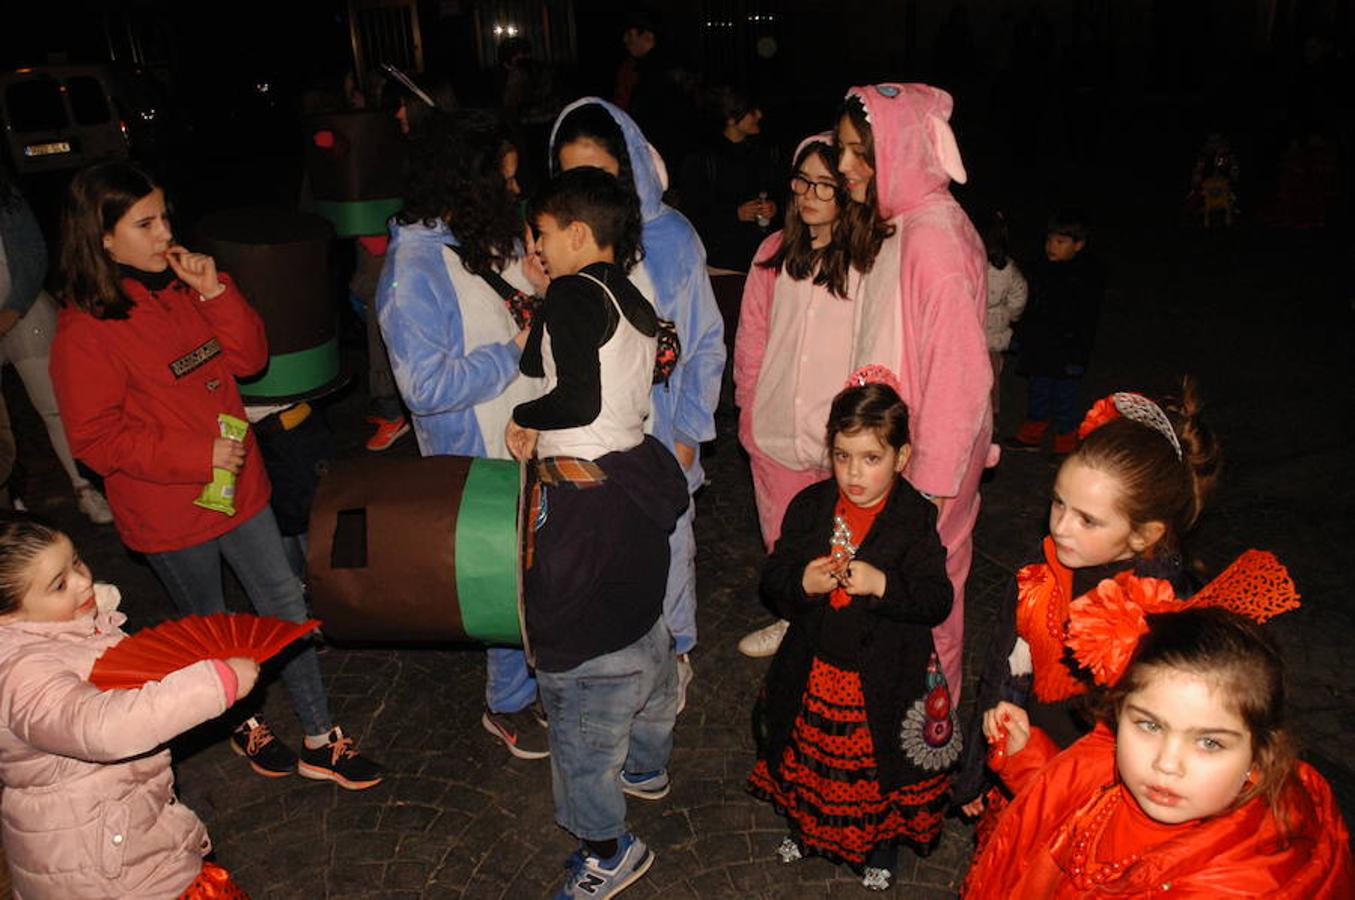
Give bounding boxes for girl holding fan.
[0,513,258,898]
[749,370,962,892]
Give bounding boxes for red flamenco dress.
[963,726,1354,898]
[749,488,956,865]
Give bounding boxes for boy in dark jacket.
[1005,211,1106,455]
[507,166,689,900]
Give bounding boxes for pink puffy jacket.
[0,591,231,899]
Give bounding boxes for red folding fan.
[89,613,322,690]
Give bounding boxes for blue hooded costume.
[549,98,726,655]
[375,218,546,714]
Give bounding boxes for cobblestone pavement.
[4,209,1351,898]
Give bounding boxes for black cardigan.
[755,476,954,794]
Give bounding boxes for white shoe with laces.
[738,619,789,658]
[76,486,114,524]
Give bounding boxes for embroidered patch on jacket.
[169,338,222,379]
[900,652,963,770]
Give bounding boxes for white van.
[1,65,129,175]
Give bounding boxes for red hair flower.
[1077,395,1122,440]
[1067,574,1179,686]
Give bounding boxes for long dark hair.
[836,95,894,273]
[397,109,521,277]
[756,139,853,298]
[57,162,161,319]
[551,104,638,201]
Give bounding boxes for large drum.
[306,454,526,646]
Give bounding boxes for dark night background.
[2,1,1353,896]
[4,0,1351,233]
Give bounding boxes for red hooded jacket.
[50,274,271,553]
[963,725,1353,898]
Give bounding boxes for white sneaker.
[76,487,114,525]
[738,619,789,658]
[675,654,693,715]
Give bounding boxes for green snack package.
[194,413,249,515]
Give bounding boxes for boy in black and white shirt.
[506,166,688,900]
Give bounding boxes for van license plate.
[23,141,72,157]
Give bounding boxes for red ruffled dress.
[749,490,951,863]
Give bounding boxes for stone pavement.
[4,209,1352,899]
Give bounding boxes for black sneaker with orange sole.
[297,726,384,790]
[231,717,299,777]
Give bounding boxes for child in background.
[981,211,1028,427]
[50,162,381,788]
[965,600,1352,896]
[0,513,259,898]
[954,381,1220,815]
[1006,210,1106,455]
[507,166,689,900]
[749,373,959,892]
[734,133,858,657]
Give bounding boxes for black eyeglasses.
[789,175,839,201]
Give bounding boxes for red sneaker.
[1002,419,1049,452]
[1052,431,1080,455]
[365,416,410,452]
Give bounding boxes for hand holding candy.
[982,702,1030,770]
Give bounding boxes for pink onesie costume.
[845,83,991,698]
[734,229,857,550]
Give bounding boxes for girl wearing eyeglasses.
[733,134,862,658]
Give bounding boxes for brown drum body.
[306,454,525,645]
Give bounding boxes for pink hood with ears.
[846,83,967,219]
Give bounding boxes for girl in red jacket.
[964,569,1353,897]
[0,512,257,898]
[49,162,381,789]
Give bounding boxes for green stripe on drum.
[455,458,523,644]
[312,198,404,237]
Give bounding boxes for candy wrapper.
[194,413,248,515]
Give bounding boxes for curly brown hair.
[397,109,521,277]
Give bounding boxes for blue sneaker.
[554,833,654,899]
[619,768,670,800]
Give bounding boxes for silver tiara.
[1114,392,1182,460]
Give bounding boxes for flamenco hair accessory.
[1066,550,1300,686]
[1078,392,1182,460]
[89,613,322,691]
[844,364,903,395]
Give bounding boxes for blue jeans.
[485,647,536,714]
[1027,375,1080,434]
[536,618,678,840]
[663,458,702,656]
[146,507,332,736]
